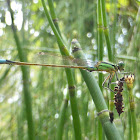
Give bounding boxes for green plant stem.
[97,0,103,91]
[131,110,137,140]
[100,0,115,114]
[56,98,68,140]
[97,0,104,139]
[7,0,35,140]
[41,0,69,56]
[17,105,25,140]
[41,0,82,139]
[48,0,62,36]
[72,40,122,140]
[128,109,132,140]
[129,89,137,140]
[110,0,118,56]
[100,0,113,62]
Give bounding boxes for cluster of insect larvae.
[114,77,125,116]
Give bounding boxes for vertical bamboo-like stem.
[97,0,104,63]
[97,0,104,139]
[100,0,115,115]
[56,97,68,140]
[100,0,113,62]
[129,94,138,140]
[7,0,35,140]
[48,0,62,36]
[125,75,137,140]
[41,0,69,55]
[72,40,122,140]
[127,7,140,93]
[129,89,137,140]
[110,0,118,56]
[128,109,132,140]
[41,0,82,139]
[17,106,24,140]
[126,89,132,140]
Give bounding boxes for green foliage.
[0,0,139,139]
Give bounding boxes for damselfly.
[0,53,124,90]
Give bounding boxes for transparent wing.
[32,52,96,67]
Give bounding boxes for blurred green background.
[0,0,139,139]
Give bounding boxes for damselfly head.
[118,61,124,71]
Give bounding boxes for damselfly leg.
[102,72,117,93]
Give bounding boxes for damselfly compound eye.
[118,61,124,71]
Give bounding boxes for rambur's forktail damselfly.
[0,56,124,91]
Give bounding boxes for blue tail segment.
[0,59,7,64]
[0,59,15,64]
